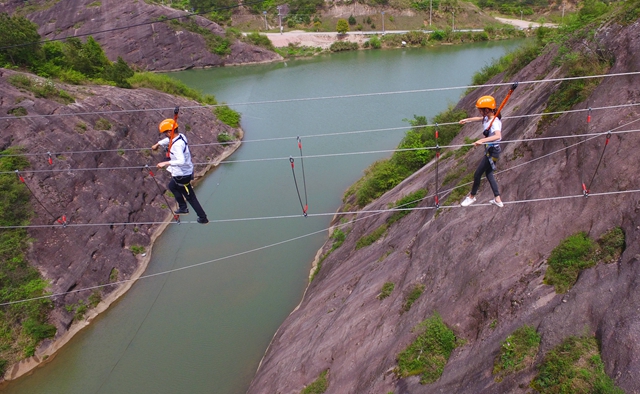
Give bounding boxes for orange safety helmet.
[475,95,496,110]
[158,119,178,133]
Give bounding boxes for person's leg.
[182,183,207,219]
[168,178,188,211]
[485,155,501,202]
[470,156,489,196]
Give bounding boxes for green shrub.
[23,317,56,341]
[531,335,623,394]
[128,72,217,105]
[8,107,27,116]
[493,325,541,379]
[355,224,388,249]
[378,282,395,300]
[130,245,145,255]
[244,32,275,51]
[169,19,232,56]
[368,35,381,49]
[402,284,425,312]
[94,117,111,130]
[213,105,241,127]
[387,189,427,225]
[396,313,458,384]
[329,41,358,52]
[301,369,328,394]
[544,232,595,293]
[217,132,233,144]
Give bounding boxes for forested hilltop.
[249,1,640,393]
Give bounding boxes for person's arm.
[458,116,483,125]
[473,128,502,146]
[152,137,170,151]
[157,139,187,168]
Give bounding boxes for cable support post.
[434,122,440,209]
[587,107,592,123]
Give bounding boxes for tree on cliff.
[0,13,41,67]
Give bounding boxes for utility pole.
[277,6,282,34]
[429,0,432,25]
[381,11,385,34]
[521,10,523,20]
[263,11,267,30]
[452,11,454,31]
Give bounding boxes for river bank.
[1,129,244,384]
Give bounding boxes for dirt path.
[266,30,372,49]
[494,16,558,29]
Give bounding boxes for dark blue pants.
[168,175,207,219]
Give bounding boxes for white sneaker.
[490,199,504,208]
[461,196,476,207]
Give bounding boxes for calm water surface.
[3,41,523,394]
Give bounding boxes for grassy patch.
[544,228,625,293]
[355,224,388,250]
[443,172,474,206]
[8,74,75,104]
[128,72,217,105]
[329,41,359,52]
[130,245,145,255]
[387,189,427,225]
[377,282,395,300]
[213,105,241,128]
[493,325,541,380]
[275,43,323,58]
[402,283,425,312]
[395,313,458,384]
[301,369,328,394]
[8,107,27,116]
[531,335,623,394]
[310,228,347,282]
[243,32,275,51]
[169,19,231,56]
[94,117,111,131]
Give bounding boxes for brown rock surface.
[0,68,241,370]
[248,20,640,393]
[0,0,281,71]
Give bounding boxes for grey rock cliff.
[248,20,640,393]
[0,0,282,71]
[0,68,240,338]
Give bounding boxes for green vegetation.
[378,282,395,300]
[128,72,217,105]
[8,74,75,104]
[544,228,625,294]
[396,313,458,384]
[275,43,322,58]
[336,19,349,35]
[531,335,623,394]
[169,18,232,56]
[130,245,145,255]
[217,132,234,144]
[444,172,474,206]
[355,224,388,250]
[8,107,28,117]
[94,117,112,131]
[301,369,328,394]
[387,189,428,225]
[493,325,541,380]
[311,227,347,282]
[109,267,119,282]
[213,105,241,127]
[329,41,358,52]
[365,35,382,49]
[346,107,466,208]
[88,291,101,307]
[0,149,55,369]
[402,283,425,312]
[243,32,275,51]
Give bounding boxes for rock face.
[0,0,282,71]
[248,20,640,394]
[0,68,240,343]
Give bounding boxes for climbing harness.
[483,81,519,172]
[145,165,180,223]
[166,106,180,159]
[15,170,67,226]
[289,136,309,216]
[485,81,519,132]
[434,123,440,209]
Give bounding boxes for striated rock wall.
[248,19,640,394]
[0,68,241,377]
[0,0,282,71]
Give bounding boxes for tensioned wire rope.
[1,101,640,159]
[2,114,638,230]
[1,71,639,122]
[1,111,638,306]
[2,125,639,175]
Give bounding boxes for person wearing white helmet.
[152,118,209,224]
[458,95,504,208]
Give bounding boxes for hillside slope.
[0,0,281,71]
[248,17,640,394]
[0,69,241,378]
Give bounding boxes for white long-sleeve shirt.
[157,133,193,177]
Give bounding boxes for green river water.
[3,40,523,394]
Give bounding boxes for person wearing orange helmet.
[457,95,504,208]
[152,119,209,224]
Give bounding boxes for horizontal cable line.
[2,187,638,307]
[1,126,635,175]
[1,71,639,121]
[1,100,638,159]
